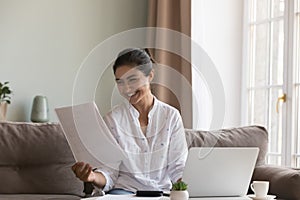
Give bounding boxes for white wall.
[1,0,244,126]
[0,0,148,122]
[192,0,244,129]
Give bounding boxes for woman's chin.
[129,97,139,105]
[122,94,135,101]
[130,94,143,105]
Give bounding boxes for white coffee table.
[81,195,251,200]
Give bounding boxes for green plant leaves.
[0,81,12,104]
[172,180,188,191]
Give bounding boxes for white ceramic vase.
[170,190,189,200]
[31,95,49,123]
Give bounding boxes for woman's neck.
[133,93,154,115]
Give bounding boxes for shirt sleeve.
[94,164,120,192]
[167,111,188,183]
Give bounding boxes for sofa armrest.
[251,165,300,200]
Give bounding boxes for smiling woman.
[115,66,153,105]
[71,48,188,194]
[112,49,155,130]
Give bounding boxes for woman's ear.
[148,70,154,82]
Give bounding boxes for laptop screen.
[182,147,259,198]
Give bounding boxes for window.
[244,0,300,167]
[295,0,300,166]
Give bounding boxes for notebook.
[182,147,259,199]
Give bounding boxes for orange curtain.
[147,0,192,128]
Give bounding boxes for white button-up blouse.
[96,97,188,192]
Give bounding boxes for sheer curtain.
[147,0,192,128]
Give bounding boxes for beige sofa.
[0,122,83,200]
[0,122,299,200]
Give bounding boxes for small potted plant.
[170,180,189,200]
[0,81,12,120]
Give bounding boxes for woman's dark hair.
[113,48,155,76]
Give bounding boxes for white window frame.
[242,0,299,167]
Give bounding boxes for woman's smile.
[115,66,150,102]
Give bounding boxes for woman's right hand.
[71,162,96,183]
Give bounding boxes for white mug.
[250,181,269,198]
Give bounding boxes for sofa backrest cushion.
[252,165,300,200]
[185,125,268,166]
[0,122,84,196]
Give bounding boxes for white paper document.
[55,102,125,167]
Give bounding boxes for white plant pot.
[170,190,189,200]
[0,102,7,120]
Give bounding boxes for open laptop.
[182,147,259,199]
